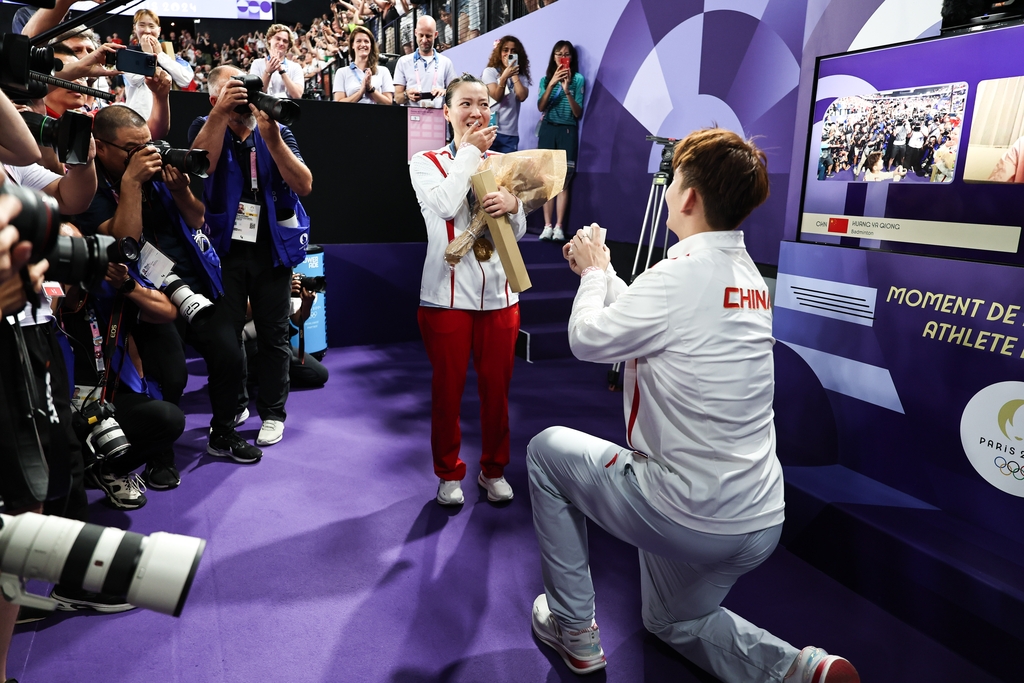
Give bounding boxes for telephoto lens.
[20,110,94,166]
[46,235,141,291]
[76,400,130,462]
[162,274,214,324]
[0,512,205,617]
[149,140,210,178]
[0,181,61,262]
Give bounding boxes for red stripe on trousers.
[626,359,641,449]
[417,304,520,480]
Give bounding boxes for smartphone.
[105,49,157,77]
[508,53,518,65]
[557,56,570,71]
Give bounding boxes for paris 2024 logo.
[961,382,1024,496]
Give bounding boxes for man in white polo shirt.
[393,15,455,108]
[249,24,304,99]
[526,129,861,683]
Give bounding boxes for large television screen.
[798,23,1024,267]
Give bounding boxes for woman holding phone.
[409,74,526,507]
[537,40,583,242]
[482,36,531,153]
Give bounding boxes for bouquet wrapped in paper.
[444,149,567,265]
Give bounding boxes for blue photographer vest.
[200,120,311,268]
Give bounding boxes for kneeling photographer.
[71,105,263,464]
[59,223,186,500]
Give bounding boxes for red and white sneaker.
[788,646,860,683]
[531,594,606,674]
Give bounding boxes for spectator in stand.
[483,36,530,152]
[436,5,453,50]
[394,15,456,108]
[333,26,394,104]
[458,0,483,43]
[249,24,304,99]
[374,0,401,54]
[125,10,194,120]
[537,40,583,243]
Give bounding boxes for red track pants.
[417,304,520,481]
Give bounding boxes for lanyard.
[249,148,258,193]
[414,54,440,94]
[86,308,105,374]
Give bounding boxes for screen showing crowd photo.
[799,23,1024,267]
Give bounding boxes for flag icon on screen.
[828,217,849,233]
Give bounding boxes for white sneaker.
[531,594,606,674]
[552,225,565,241]
[477,472,513,501]
[256,419,284,446]
[539,225,554,241]
[436,479,464,506]
[91,470,147,510]
[233,407,250,427]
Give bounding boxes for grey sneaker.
[90,470,147,510]
[531,594,606,674]
[477,472,513,501]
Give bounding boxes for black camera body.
[646,135,678,176]
[296,275,326,294]
[20,110,93,166]
[0,33,57,91]
[231,73,301,126]
[150,140,210,178]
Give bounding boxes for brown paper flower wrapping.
[444,149,567,265]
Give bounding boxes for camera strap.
[100,296,133,403]
[3,321,50,502]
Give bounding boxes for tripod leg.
[645,183,667,272]
[631,179,660,281]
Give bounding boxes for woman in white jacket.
[409,74,526,507]
[124,10,194,120]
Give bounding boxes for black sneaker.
[207,429,263,463]
[16,606,53,625]
[145,461,181,490]
[49,585,136,613]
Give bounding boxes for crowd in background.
[817,85,966,182]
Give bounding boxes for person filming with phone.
[482,36,530,153]
[537,40,583,243]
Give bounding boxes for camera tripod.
[607,139,676,390]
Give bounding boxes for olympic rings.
[994,456,1024,480]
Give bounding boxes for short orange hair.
[671,128,769,231]
[133,9,159,26]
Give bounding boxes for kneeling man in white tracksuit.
[527,128,860,683]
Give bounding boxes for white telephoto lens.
[127,532,206,616]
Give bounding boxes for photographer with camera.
[189,66,312,447]
[71,105,263,464]
[249,24,304,100]
[241,273,329,393]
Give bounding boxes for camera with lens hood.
[162,273,214,324]
[0,32,58,91]
[0,511,205,617]
[150,140,211,178]
[231,73,301,126]
[20,110,93,166]
[72,399,130,462]
[0,182,140,290]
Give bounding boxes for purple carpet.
[9,342,1002,682]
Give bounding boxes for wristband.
[580,266,602,278]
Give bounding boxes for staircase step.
[519,234,571,264]
[517,289,576,325]
[516,323,572,361]
[525,262,580,291]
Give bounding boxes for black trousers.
[133,320,187,405]
[244,336,329,390]
[104,390,186,477]
[221,240,292,422]
[178,301,247,434]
